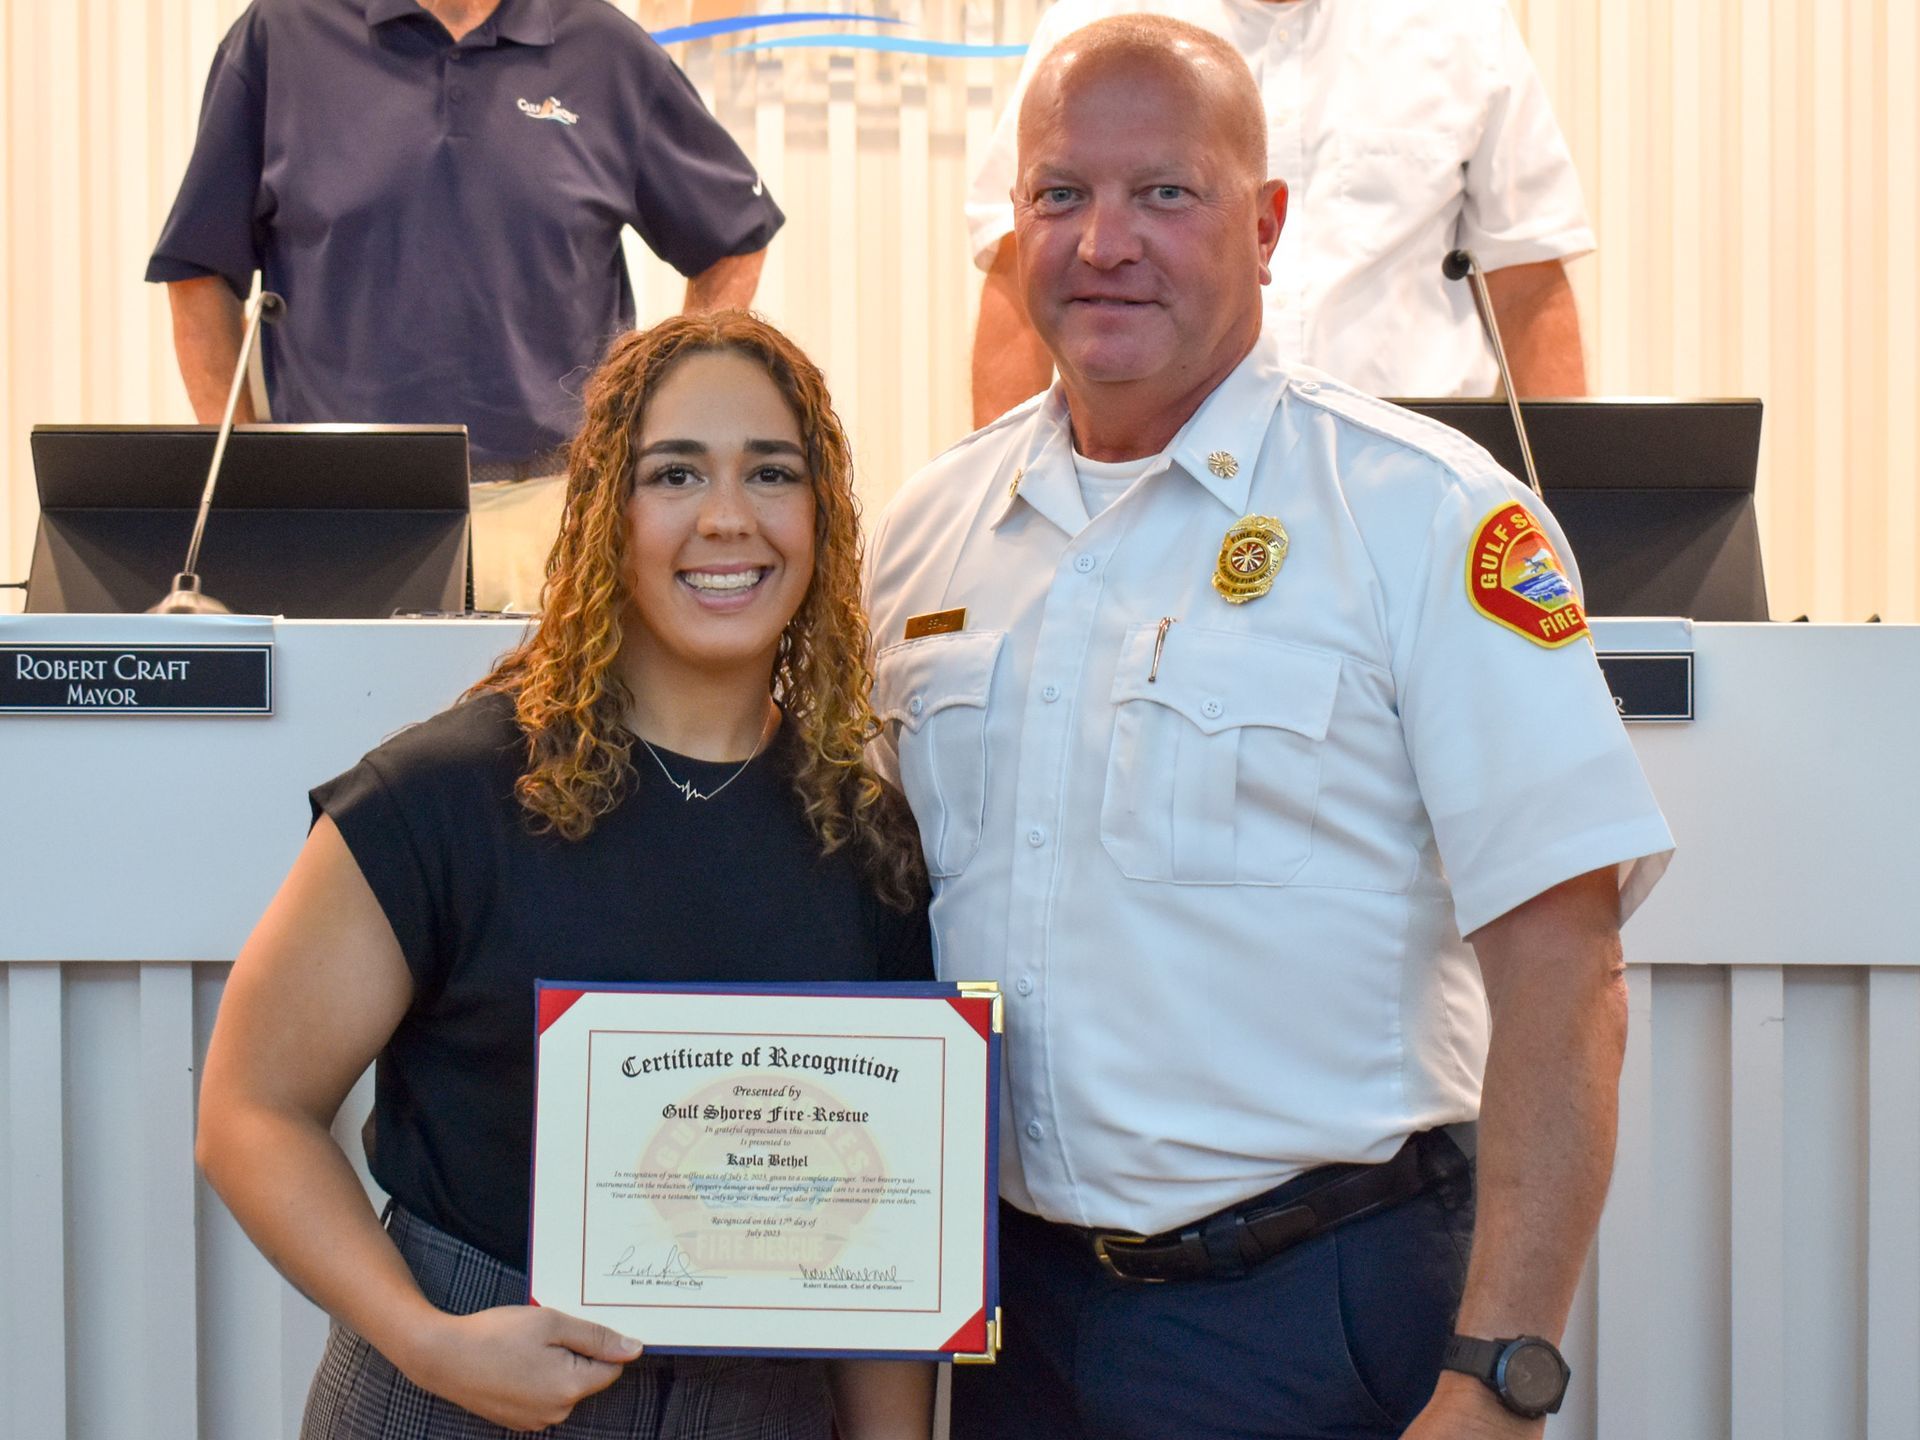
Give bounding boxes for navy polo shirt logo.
[516,96,579,126]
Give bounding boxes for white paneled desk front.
[3,616,1916,1440]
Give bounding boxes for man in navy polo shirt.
[148,0,784,610]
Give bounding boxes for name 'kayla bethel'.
[619,1044,903,1084]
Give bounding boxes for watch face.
[1501,1341,1568,1410]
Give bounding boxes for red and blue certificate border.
[528,979,1001,1363]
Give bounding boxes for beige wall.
[2,0,1914,620]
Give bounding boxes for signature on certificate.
[607,1243,709,1288]
[796,1262,902,1283]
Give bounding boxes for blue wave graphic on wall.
[650,12,906,45]
[650,10,1027,59]
[727,35,1027,57]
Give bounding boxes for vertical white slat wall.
[1727,965,1788,1440]
[138,964,201,1440]
[4,965,69,1440]
[6,958,1919,1439]
[1783,970,1872,1440]
[1591,963,1655,1439]
[0,966,8,1439]
[1863,969,1920,1436]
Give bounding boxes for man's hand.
[404,1304,643,1431]
[1400,1371,1544,1439]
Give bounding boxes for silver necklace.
[637,704,776,803]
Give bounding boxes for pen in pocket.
[1148,616,1175,683]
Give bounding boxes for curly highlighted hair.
[471,310,926,910]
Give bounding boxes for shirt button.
[907,695,924,717]
[1041,684,1060,703]
[1027,827,1047,848]
[1298,380,1321,395]
[1026,1120,1045,1140]
[1202,698,1223,719]
[1074,554,1096,574]
[1278,28,1291,41]
[1015,977,1033,996]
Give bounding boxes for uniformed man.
[864,17,1672,1439]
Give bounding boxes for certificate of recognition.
[528,982,1001,1361]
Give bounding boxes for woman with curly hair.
[197,312,935,1439]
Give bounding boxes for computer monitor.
[1392,399,1768,621]
[26,423,470,618]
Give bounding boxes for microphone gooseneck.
[1440,250,1542,498]
[149,290,288,615]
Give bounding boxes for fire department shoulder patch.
[1465,503,1589,648]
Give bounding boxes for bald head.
[1007,12,1288,450]
[1017,15,1268,186]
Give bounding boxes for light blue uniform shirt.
[865,329,1672,1234]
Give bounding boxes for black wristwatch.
[1440,1333,1570,1418]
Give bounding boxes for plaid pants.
[301,1205,834,1439]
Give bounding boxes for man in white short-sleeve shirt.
[968,0,1594,425]
[868,18,1669,1439]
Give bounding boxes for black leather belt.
[1085,1130,1457,1283]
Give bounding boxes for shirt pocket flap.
[874,629,1007,733]
[1110,625,1340,739]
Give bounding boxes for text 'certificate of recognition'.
[529,982,1001,1361]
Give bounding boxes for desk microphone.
[150,290,287,614]
[1441,249,1542,498]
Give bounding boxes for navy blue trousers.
[953,1142,1474,1440]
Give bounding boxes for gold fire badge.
[1212,515,1288,603]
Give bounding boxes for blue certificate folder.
[528,980,1002,1362]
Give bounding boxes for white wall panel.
[4,963,69,1440]
[1592,963,1654,1439]
[0,965,9,1440]
[1782,970,1869,1440]
[64,966,147,1440]
[140,963,201,1440]
[1728,965,1787,1440]
[3,958,1914,1438]
[1648,966,1732,1440]
[1864,968,1920,1435]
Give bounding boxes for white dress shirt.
[967,0,1594,397]
[865,330,1672,1234]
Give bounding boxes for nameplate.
[0,645,274,715]
[1595,651,1693,722]
[903,607,966,641]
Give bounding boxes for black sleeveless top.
[311,691,932,1266]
